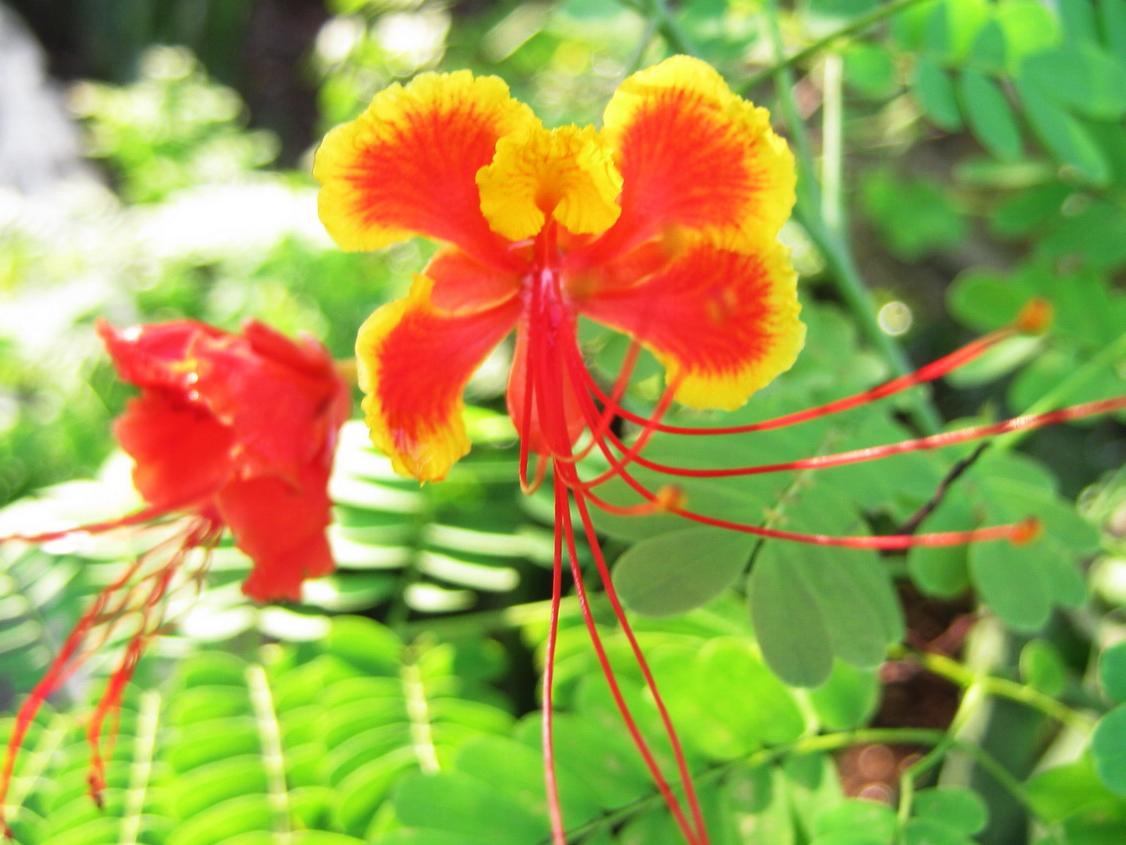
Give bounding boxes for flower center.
[476,124,623,242]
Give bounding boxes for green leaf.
[924,0,991,60]
[1021,45,1126,120]
[1026,757,1123,822]
[1058,0,1099,45]
[809,662,880,730]
[166,794,276,845]
[813,798,896,842]
[995,0,1060,70]
[902,818,973,845]
[912,57,962,130]
[613,527,753,617]
[749,543,833,687]
[913,787,989,835]
[1020,640,1068,697]
[958,70,1023,160]
[1100,641,1126,704]
[1092,705,1126,795]
[751,519,903,687]
[843,43,897,100]
[694,638,805,752]
[1017,81,1110,184]
[988,183,1070,237]
[1101,0,1126,59]
[393,770,546,844]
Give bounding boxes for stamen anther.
[655,485,686,512]
[1015,298,1053,335]
[1011,517,1043,546]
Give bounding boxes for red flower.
[0,319,350,828]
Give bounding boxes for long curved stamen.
[556,341,642,466]
[573,304,1046,437]
[589,396,1126,481]
[527,287,702,844]
[563,344,1044,550]
[558,479,701,844]
[565,471,710,843]
[0,518,218,830]
[0,503,175,546]
[543,479,566,845]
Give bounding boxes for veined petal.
[314,71,535,265]
[217,469,335,603]
[594,56,795,258]
[574,237,805,410]
[425,248,523,314]
[357,275,520,481]
[476,124,622,241]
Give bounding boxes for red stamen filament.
[0,517,218,832]
[574,322,1023,437]
[562,336,1051,550]
[591,396,1126,481]
[529,268,707,844]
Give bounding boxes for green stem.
[648,0,696,56]
[821,53,845,234]
[557,725,1036,842]
[742,0,932,91]
[763,0,942,435]
[898,648,1096,731]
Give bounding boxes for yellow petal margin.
[315,71,535,257]
[575,235,804,411]
[356,276,519,482]
[601,55,796,247]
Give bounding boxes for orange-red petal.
[588,56,795,262]
[216,470,335,602]
[314,71,535,267]
[424,248,523,314]
[573,237,805,410]
[113,394,234,511]
[356,275,520,481]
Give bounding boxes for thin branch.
[742,0,932,91]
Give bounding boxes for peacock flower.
[0,319,350,829]
[315,56,1126,845]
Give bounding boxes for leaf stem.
[762,0,942,435]
[895,647,1096,731]
[742,0,932,91]
[556,725,1036,842]
[119,690,160,845]
[647,0,696,57]
[245,663,292,843]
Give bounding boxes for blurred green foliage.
[1,0,1125,843]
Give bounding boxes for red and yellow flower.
[314,56,802,483]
